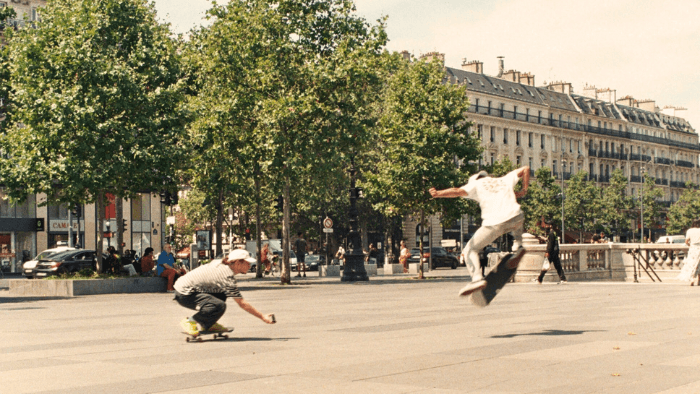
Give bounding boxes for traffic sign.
[323,228,334,233]
[323,217,333,229]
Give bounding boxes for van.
[656,235,685,244]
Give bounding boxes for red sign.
[0,253,15,258]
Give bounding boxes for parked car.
[303,254,325,271]
[23,247,77,279]
[408,247,459,269]
[656,235,685,244]
[34,250,104,278]
[425,247,459,269]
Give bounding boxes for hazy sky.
[152,0,700,130]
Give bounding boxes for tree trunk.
[96,193,105,273]
[418,209,425,279]
[116,197,123,254]
[254,170,264,278]
[215,189,224,257]
[281,177,291,284]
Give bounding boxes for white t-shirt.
[460,170,522,226]
[686,228,700,247]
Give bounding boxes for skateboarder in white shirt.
[429,166,530,297]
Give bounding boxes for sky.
[151,0,700,130]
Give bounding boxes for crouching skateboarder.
[174,249,275,337]
[429,166,530,305]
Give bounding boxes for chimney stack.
[400,50,411,61]
[461,58,483,74]
[497,56,504,77]
[616,96,636,107]
[636,99,657,112]
[547,81,573,95]
[502,70,520,82]
[420,51,445,68]
[519,72,535,86]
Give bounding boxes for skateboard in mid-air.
[183,327,233,343]
[470,249,524,307]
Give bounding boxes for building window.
[490,126,495,143]
[541,134,545,149]
[529,157,533,168]
[541,159,546,168]
[477,124,483,140]
[500,103,505,117]
[31,7,40,22]
[553,160,558,175]
[528,132,533,148]
[516,156,521,166]
[503,128,508,144]
[589,163,594,175]
[516,130,521,146]
[490,154,495,166]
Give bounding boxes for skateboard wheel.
[222,334,228,339]
[186,337,191,342]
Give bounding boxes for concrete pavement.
[3,267,700,394]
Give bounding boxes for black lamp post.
[341,158,369,282]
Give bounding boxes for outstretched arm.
[234,298,276,324]
[429,187,468,199]
[514,166,530,199]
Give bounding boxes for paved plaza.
[3,268,700,394]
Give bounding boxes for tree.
[639,174,664,241]
[666,183,700,235]
[599,169,634,239]
[0,6,17,133]
[0,0,186,271]
[562,171,598,243]
[185,0,388,284]
[520,167,561,237]
[362,53,481,278]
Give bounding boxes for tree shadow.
[491,329,605,339]
[0,296,73,304]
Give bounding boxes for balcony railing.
[670,181,685,188]
[676,160,695,168]
[468,105,700,152]
[630,153,641,161]
[631,175,642,183]
[655,157,671,165]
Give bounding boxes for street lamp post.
[561,158,566,244]
[341,157,369,282]
[640,164,647,243]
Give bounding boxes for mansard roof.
[445,67,544,106]
[617,104,663,129]
[570,95,623,120]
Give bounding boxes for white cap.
[228,249,256,263]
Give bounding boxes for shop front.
[0,191,38,274]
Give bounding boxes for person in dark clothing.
[537,222,567,284]
[294,232,307,277]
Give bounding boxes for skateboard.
[470,250,523,307]
[183,327,233,343]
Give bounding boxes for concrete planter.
[319,265,341,277]
[8,277,167,297]
[364,264,378,276]
[382,264,404,275]
[408,263,429,274]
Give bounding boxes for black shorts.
[297,254,305,263]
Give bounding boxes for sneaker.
[531,278,542,285]
[506,247,526,269]
[458,279,487,297]
[558,280,567,285]
[303,273,306,277]
[207,323,229,333]
[181,318,199,336]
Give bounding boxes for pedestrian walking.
[295,232,307,277]
[175,249,275,336]
[536,221,567,284]
[429,166,530,297]
[677,219,700,285]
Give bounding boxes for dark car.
[34,250,103,278]
[303,254,325,271]
[407,247,458,269]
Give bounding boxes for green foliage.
[639,174,664,231]
[562,171,598,239]
[666,183,700,234]
[598,169,634,236]
[362,53,481,226]
[0,0,186,205]
[520,167,561,236]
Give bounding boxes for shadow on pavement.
[490,329,605,338]
[0,296,73,304]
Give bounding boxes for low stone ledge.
[8,277,167,297]
[319,265,341,277]
[364,264,378,276]
[382,264,404,275]
[408,263,429,274]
